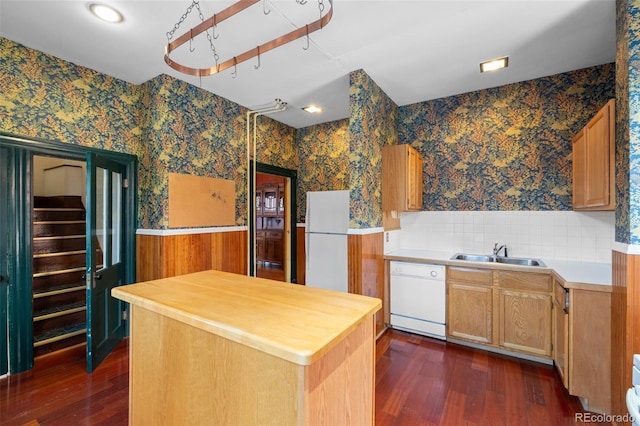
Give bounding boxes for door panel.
[0,147,9,375]
[86,153,125,373]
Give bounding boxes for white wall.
[394,210,614,263]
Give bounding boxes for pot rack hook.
[232,57,238,79]
[263,0,271,15]
[254,46,261,70]
[303,25,310,50]
[189,29,195,52]
[213,15,219,39]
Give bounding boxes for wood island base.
[112,270,381,426]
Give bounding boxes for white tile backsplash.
[396,211,615,263]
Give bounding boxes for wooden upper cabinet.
[382,144,423,212]
[572,99,615,210]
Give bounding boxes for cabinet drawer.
[447,267,493,286]
[498,271,551,292]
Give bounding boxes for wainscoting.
[611,248,640,416]
[136,229,247,281]
[349,232,385,335]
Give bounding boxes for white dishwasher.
[390,261,446,340]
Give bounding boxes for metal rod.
[245,100,286,276]
[165,0,333,77]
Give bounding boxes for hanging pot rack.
[165,0,333,77]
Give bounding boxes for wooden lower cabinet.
[497,270,552,357]
[552,279,569,388]
[447,266,552,359]
[553,276,612,414]
[256,230,283,264]
[446,267,494,344]
[498,289,552,357]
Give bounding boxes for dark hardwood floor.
[0,329,609,425]
[256,262,285,281]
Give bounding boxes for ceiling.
[0,0,615,129]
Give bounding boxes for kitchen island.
[112,270,381,426]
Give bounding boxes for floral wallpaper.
[349,69,398,229]
[0,37,298,230]
[296,119,349,221]
[139,75,247,228]
[399,64,615,211]
[1,36,628,236]
[617,0,637,245]
[0,37,142,155]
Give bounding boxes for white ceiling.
[0,0,616,129]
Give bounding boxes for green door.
[0,147,9,376]
[85,153,126,373]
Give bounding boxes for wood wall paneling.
[296,227,306,285]
[610,249,639,418]
[210,231,247,275]
[136,230,247,282]
[348,233,385,335]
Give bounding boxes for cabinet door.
[572,129,586,208]
[256,189,263,215]
[498,289,551,357]
[406,148,423,210]
[256,237,266,261]
[273,239,283,263]
[447,283,493,344]
[584,101,613,207]
[569,289,612,413]
[263,186,277,216]
[552,281,569,388]
[277,184,285,217]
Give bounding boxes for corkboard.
[168,173,235,228]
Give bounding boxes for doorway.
[250,163,297,283]
[32,156,88,358]
[0,134,136,374]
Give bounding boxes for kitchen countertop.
[112,270,381,365]
[384,249,611,291]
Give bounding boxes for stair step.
[34,302,86,322]
[33,284,85,313]
[33,208,85,221]
[33,208,85,211]
[33,221,86,237]
[33,266,86,278]
[34,323,86,347]
[32,250,86,272]
[33,234,85,241]
[33,270,85,293]
[33,196,84,209]
[33,235,85,254]
[34,284,85,298]
[33,249,86,259]
[33,220,86,225]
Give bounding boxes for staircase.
[32,196,89,357]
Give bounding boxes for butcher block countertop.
[112,269,381,366]
[384,249,611,291]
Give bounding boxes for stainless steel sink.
[494,257,545,267]
[451,253,494,262]
[451,253,546,267]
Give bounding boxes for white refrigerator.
[305,190,349,292]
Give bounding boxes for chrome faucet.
[493,242,508,258]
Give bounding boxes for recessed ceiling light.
[302,105,322,114]
[480,56,509,73]
[89,3,124,23]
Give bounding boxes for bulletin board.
[168,173,235,228]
